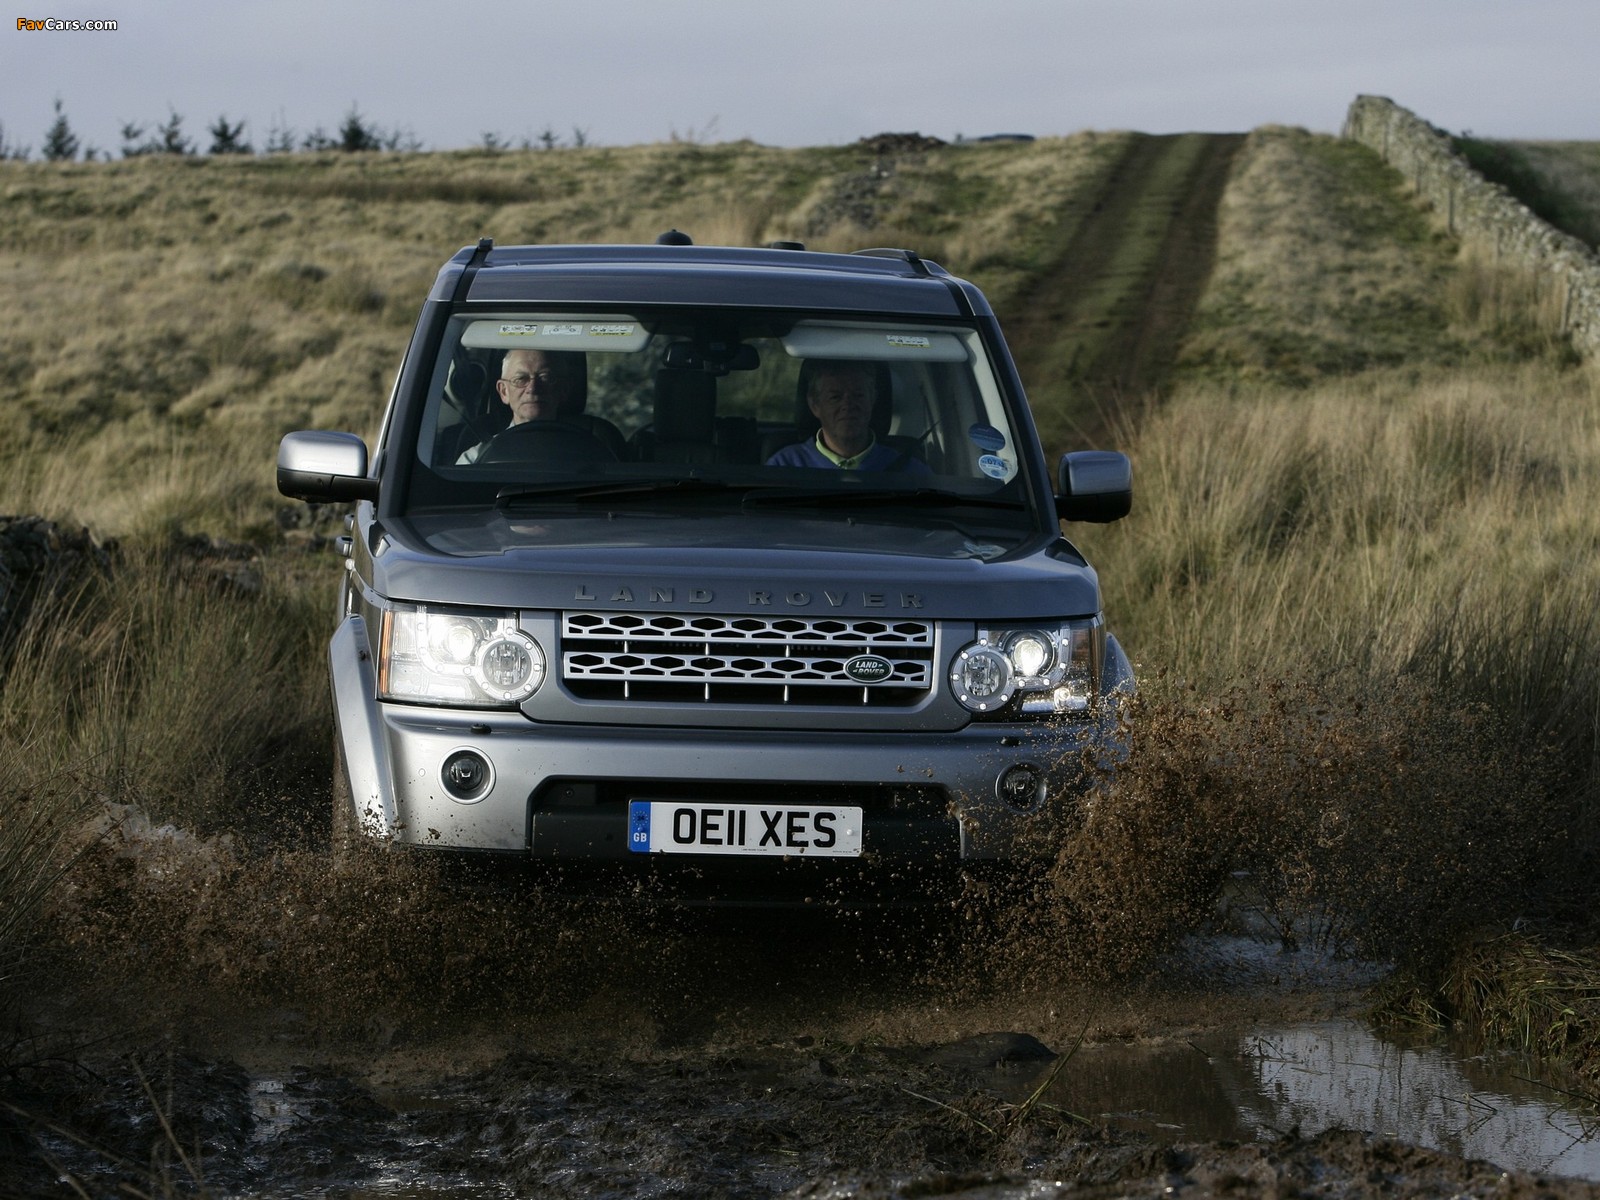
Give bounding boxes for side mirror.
[1055,450,1132,523]
[277,431,379,503]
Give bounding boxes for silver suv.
[277,235,1134,905]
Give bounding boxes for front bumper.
[331,617,1125,880]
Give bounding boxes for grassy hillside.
[3,126,1600,1071]
[1455,137,1600,250]
[0,136,1127,538]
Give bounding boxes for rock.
[0,514,114,642]
[922,1031,1058,1072]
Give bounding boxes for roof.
[427,240,987,317]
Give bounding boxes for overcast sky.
[4,0,1598,157]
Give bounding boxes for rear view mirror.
[662,339,760,375]
[1055,450,1132,523]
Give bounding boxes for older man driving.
[456,348,584,464]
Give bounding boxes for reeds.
[0,536,334,838]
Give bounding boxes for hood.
[363,510,1102,620]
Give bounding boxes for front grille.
[561,611,935,706]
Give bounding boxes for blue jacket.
[766,436,931,473]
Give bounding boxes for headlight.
[378,604,545,707]
[950,644,1015,712]
[950,619,1100,717]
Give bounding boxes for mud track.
[8,826,1598,1198]
[1003,132,1244,451]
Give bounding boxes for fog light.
[441,749,492,802]
[997,763,1043,810]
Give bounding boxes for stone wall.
[1342,94,1600,361]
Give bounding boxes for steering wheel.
[478,419,620,466]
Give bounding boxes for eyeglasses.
[501,372,558,392]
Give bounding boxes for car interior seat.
[434,354,497,465]
[636,370,719,464]
[554,352,628,460]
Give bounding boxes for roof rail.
[850,246,931,277]
[450,237,495,303]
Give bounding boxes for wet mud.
[7,846,1599,1199]
[9,930,1600,1198]
[4,680,1593,1197]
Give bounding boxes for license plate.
[627,801,863,857]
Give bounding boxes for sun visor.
[460,316,650,353]
[782,323,969,362]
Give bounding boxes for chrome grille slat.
[561,611,935,706]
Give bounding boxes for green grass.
[1178,127,1474,384]
[1455,136,1600,250]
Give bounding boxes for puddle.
[1008,1019,1600,1180]
[23,1016,1600,1197]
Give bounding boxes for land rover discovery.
[276,235,1134,905]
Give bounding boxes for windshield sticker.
[542,323,584,337]
[886,334,931,349]
[498,323,541,336]
[588,323,637,337]
[968,423,1007,452]
[961,540,1007,560]
[978,454,1013,480]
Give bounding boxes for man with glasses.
[456,348,585,464]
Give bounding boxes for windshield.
[401,308,1042,534]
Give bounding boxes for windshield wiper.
[496,478,757,508]
[743,487,1027,512]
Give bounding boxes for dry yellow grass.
[3,126,1600,999]
[0,138,1121,539]
[1078,362,1600,685]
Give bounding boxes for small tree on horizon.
[379,125,422,153]
[264,109,296,154]
[120,110,194,156]
[338,106,381,152]
[42,98,80,161]
[0,121,30,160]
[119,121,149,157]
[208,115,252,155]
[155,109,192,155]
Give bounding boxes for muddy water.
[12,812,1600,1198]
[17,913,1600,1199]
[26,1011,1600,1197]
[1009,1020,1600,1179]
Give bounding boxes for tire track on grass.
[1004,132,1245,452]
